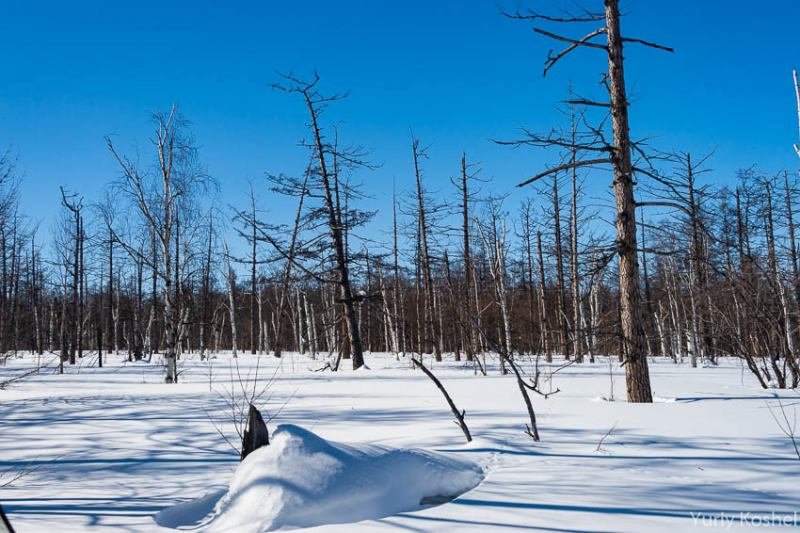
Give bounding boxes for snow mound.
[158,424,484,532]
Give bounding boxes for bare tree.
[452,153,484,362]
[270,73,371,370]
[476,199,513,370]
[59,187,83,365]
[107,104,212,383]
[501,1,674,402]
[222,238,238,357]
[410,134,442,361]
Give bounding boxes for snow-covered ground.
[1,351,799,532]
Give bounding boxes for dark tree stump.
[241,403,270,461]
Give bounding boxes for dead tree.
[451,153,485,362]
[567,98,586,363]
[500,1,674,402]
[410,134,442,361]
[233,181,262,356]
[392,183,406,356]
[476,199,514,369]
[59,187,83,365]
[106,223,115,357]
[548,172,569,359]
[270,73,370,370]
[222,238,238,357]
[199,214,214,360]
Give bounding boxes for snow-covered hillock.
[158,424,484,532]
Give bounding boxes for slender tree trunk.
[251,198,258,355]
[537,232,553,363]
[70,211,78,365]
[272,168,309,358]
[552,173,568,359]
[304,291,316,357]
[461,153,476,362]
[412,137,442,361]
[78,215,84,359]
[223,239,238,357]
[378,258,398,355]
[570,136,583,363]
[392,184,404,357]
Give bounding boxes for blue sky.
[1,0,799,251]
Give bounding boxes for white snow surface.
[1,351,800,532]
[162,424,484,532]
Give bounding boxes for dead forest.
[2,1,800,402]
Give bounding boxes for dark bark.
[241,403,270,461]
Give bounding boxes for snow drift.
[157,424,485,532]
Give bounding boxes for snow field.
[1,351,799,532]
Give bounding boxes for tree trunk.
[412,137,442,361]
[537,232,553,363]
[605,0,652,402]
[223,239,238,357]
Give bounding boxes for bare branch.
[635,200,692,216]
[621,37,674,53]
[562,98,610,107]
[517,158,612,188]
[500,5,604,23]
[534,28,607,50]
[542,27,607,76]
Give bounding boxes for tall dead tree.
[567,98,585,363]
[476,199,514,367]
[248,184,259,355]
[501,1,674,402]
[232,181,265,356]
[105,220,115,357]
[199,215,214,360]
[410,134,442,361]
[222,238,238,357]
[392,183,406,356]
[549,172,569,358]
[270,73,367,370]
[60,187,83,365]
[451,153,484,362]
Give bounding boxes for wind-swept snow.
[157,424,483,532]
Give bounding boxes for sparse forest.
[4,58,800,395]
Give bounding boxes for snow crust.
[159,424,484,532]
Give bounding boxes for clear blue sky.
[2,0,799,249]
